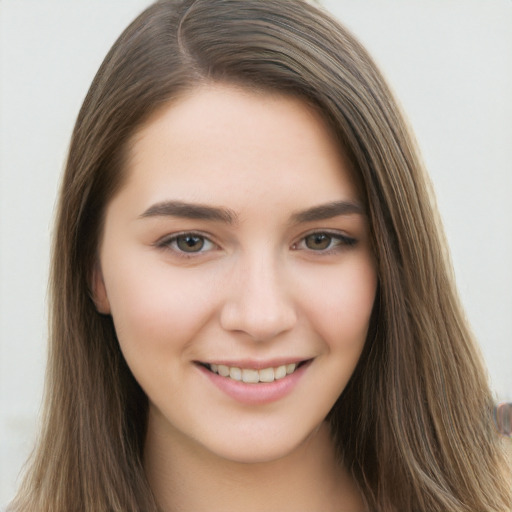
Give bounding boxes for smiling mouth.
[198,361,310,384]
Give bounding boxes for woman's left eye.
[293,232,357,253]
[157,233,216,255]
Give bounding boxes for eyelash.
[155,231,217,258]
[156,230,357,258]
[291,230,358,254]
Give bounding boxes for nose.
[219,252,297,342]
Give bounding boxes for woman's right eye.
[157,233,217,255]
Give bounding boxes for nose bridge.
[220,246,297,341]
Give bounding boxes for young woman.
[9,1,512,511]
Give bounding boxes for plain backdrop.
[1,0,511,505]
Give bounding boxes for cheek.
[102,257,218,359]
[302,258,377,351]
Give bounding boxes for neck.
[144,417,365,512]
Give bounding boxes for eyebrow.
[139,199,364,225]
[290,200,364,224]
[139,200,238,224]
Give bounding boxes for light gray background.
[1,0,511,505]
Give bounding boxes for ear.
[90,262,111,314]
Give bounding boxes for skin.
[93,85,377,511]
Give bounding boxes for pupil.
[177,235,204,252]
[306,233,331,250]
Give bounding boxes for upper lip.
[196,357,311,370]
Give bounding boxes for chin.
[201,421,327,465]
[213,444,298,465]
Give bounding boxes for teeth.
[286,363,296,374]
[242,368,259,383]
[274,365,287,380]
[208,362,301,383]
[258,367,275,383]
[229,367,242,381]
[218,364,230,377]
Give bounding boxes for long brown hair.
[10,1,511,511]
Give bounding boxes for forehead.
[120,84,359,213]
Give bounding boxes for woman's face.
[93,85,377,463]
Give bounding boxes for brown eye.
[176,235,205,252]
[304,233,332,250]
[157,232,216,256]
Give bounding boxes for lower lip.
[197,361,311,405]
